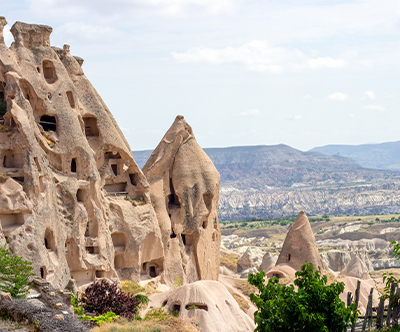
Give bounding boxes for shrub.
[248,263,358,332]
[80,279,141,319]
[0,246,35,298]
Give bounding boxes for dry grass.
[120,280,159,296]
[91,312,199,332]
[233,278,258,297]
[324,270,337,285]
[278,276,294,286]
[231,294,250,312]
[220,252,240,272]
[370,268,400,280]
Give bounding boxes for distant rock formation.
[237,247,262,273]
[259,252,277,273]
[320,250,373,273]
[0,18,164,288]
[267,211,324,278]
[155,280,255,332]
[340,256,370,279]
[143,116,221,286]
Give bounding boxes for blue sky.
[2,0,400,151]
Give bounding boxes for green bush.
[0,246,35,298]
[248,263,358,332]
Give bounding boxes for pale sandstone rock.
[155,280,255,332]
[240,267,258,279]
[259,252,277,273]
[0,292,12,301]
[237,247,262,273]
[340,256,370,279]
[320,250,373,273]
[267,211,324,278]
[0,20,163,288]
[52,314,64,321]
[143,116,221,286]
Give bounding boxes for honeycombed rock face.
[0,19,164,288]
[143,116,221,285]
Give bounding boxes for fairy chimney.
[143,115,221,286]
[267,211,324,278]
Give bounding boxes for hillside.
[310,140,400,171]
[134,145,400,220]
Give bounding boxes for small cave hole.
[37,67,40,73]
[185,304,208,311]
[162,300,167,307]
[71,159,77,173]
[129,173,137,186]
[95,270,106,278]
[39,115,57,132]
[114,254,124,269]
[202,220,208,229]
[168,178,180,207]
[77,189,84,202]
[111,164,118,176]
[182,234,186,245]
[149,266,156,278]
[42,60,57,84]
[83,116,99,137]
[66,91,75,108]
[287,253,291,261]
[40,266,47,279]
[173,304,181,314]
[170,227,177,239]
[44,228,56,251]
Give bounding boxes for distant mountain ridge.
[133,144,400,220]
[310,140,400,171]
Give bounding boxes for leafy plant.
[71,292,85,315]
[80,279,141,319]
[381,240,400,304]
[173,276,183,288]
[0,246,35,298]
[248,262,358,332]
[80,311,119,325]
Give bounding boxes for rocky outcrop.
[143,116,221,286]
[320,250,373,273]
[317,238,389,251]
[372,258,400,270]
[155,280,255,332]
[267,211,324,278]
[237,247,262,273]
[0,19,164,288]
[259,252,277,273]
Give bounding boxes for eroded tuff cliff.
[143,116,221,286]
[0,19,165,288]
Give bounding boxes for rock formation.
[340,256,370,279]
[259,252,277,273]
[0,19,165,288]
[320,250,373,273]
[143,116,221,286]
[237,247,262,273]
[267,211,324,278]
[152,280,255,332]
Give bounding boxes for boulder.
[259,252,277,273]
[143,116,221,286]
[240,267,258,279]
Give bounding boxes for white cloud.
[240,109,260,117]
[328,92,348,101]
[365,91,375,100]
[172,40,347,73]
[303,95,312,100]
[363,105,385,111]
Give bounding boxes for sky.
[2,0,400,151]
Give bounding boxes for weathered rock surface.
[340,256,370,279]
[316,238,389,251]
[143,116,221,286]
[237,247,262,273]
[240,267,258,279]
[259,252,277,273]
[267,211,324,278]
[155,280,255,332]
[372,258,400,270]
[320,250,373,273]
[0,19,164,288]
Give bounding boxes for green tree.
[0,246,35,298]
[248,263,358,332]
